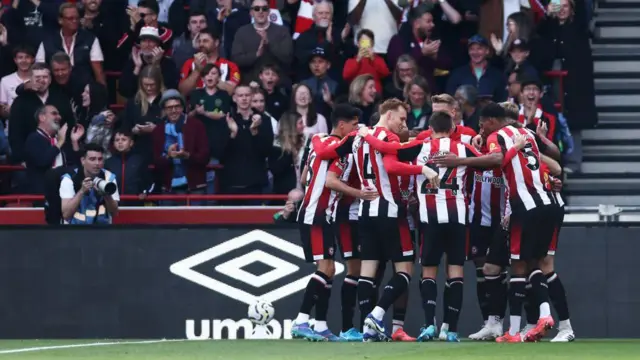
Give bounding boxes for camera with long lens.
[93,178,116,195]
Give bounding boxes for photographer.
[59,143,120,225]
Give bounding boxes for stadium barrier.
[0,223,638,339]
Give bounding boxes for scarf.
[164,115,187,188]
[518,105,543,127]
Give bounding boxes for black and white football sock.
[295,271,329,324]
[340,275,359,332]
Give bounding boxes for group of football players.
[288,95,575,343]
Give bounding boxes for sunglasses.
[252,6,270,12]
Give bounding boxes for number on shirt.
[363,154,376,180]
[420,164,459,195]
[520,143,540,171]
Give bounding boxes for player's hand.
[357,126,370,138]
[472,134,484,150]
[536,121,548,139]
[513,134,527,150]
[501,215,510,230]
[226,113,238,138]
[422,166,440,188]
[551,178,563,192]
[359,187,379,201]
[81,177,93,194]
[432,152,459,168]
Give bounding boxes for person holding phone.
[343,29,390,95]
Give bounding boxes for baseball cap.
[139,26,161,42]
[468,34,489,48]
[520,76,543,90]
[509,38,529,52]
[310,46,330,62]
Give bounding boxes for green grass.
[1,339,640,359]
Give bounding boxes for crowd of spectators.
[0,0,596,206]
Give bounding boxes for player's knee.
[539,255,554,275]
[317,259,335,278]
[483,263,502,276]
[394,261,413,275]
[447,264,464,279]
[511,260,527,276]
[346,259,361,277]
[360,260,378,278]
[421,266,437,279]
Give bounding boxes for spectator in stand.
[348,0,402,55]
[291,83,327,138]
[387,3,450,94]
[300,46,338,119]
[188,63,231,159]
[2,0,62,50]
[517,77,556,142]
[85,109,117,159]
[508,69,559,116]
[250,87,278,135]
[119,26,179,99]
[178,28,240,96]
[119,0,174,56]
[490,12,551,74]
[152,89,209,203]
[506,68,522,104]
[445,34,507,102]
[454,84,480,131]
[0,23,9,79]
[268,111,304,196]
[121,65,165,162]
[539,0,597,173]
[127,0,186,36]
[172,10,208,72]
[294,0,353,81]
[384,53,418,99]
[343,29,390,94]
[23,105,84,194]
[217,84,273,205]
[231,0,293,84]
[254,64,289,121]
[404,75,431,134]
[80,0,126,73]
[35,3,105,86]
[9,63,74,165]
[0,45,35,119]
[105,129,153,203]
[194,0,251,59]
[348,74,378,125]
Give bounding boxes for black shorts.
[333,220,360,260]
[359,216,415,263]
[548,205,565,256]
[509,205,556,261]
[299,223,336,263]
[468,224,496,260]
[420,222,467,267]
[486,227,511,268]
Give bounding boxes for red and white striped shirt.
[416,125,477,145]
[396,137,480,224]
[353,127,403,218]
[297,135,341,225]
[486,125,553,214]
[327,154,360,222]
[469,167,506,227]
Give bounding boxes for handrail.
[0,164,223,171]
[0,194,289,206]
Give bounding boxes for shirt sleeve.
[533,133,549,154]
[464,143,481,158]
[228,61,241,85]
[328,158,345,174]
[486,133,504,155]
[59,177,76,199]
[396,143,423,162]
[90,38,104,62]
[180,59,193,81]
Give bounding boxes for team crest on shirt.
[472,246,478,256]
[400,189,412,201]
[215,99,222,107]
[489,143,496,152]
[328,247,334,256]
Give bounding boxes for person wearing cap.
[300,46,339,119]
[495,38,538,79]
[445,34,506,102]
[517,76,556,142]
[35,2,105,87]
[118,26,179,99]
[118,0,174,57]
[151,88,209,202]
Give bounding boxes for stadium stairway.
[567,0,640,207]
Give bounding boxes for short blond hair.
[431,94,456,106]
[379,98,409,115]
[499,101,519,121]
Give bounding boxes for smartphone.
[359,37,372,49]
[551,0,561,5]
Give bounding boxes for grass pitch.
[1,339,639,359]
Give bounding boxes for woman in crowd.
[404,76,432,134]
[348,74,378,125]
[291,84,328,137]
[384,54,419,100]
[268,111,305,197]
[251,87,279,136]
[120,65,165,162]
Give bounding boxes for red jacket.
[152,116,210,191]
[343,55,390,94]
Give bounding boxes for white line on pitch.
[0,339,187,355]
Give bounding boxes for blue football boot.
[340,328,364,342]
[417,325,438,342]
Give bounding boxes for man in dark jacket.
[217,83,273,205]
[191,0,251,59]
[9,63,74,165]
[35,3,106,86]
[118,26,179,98]
[105,129,153,203]
[2,0,63,50]
[80,0,126,72]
